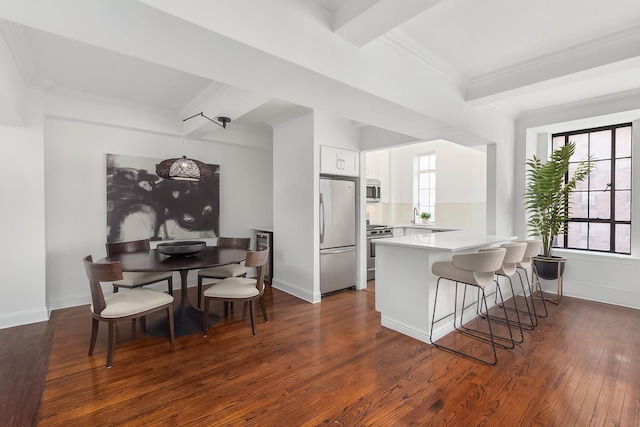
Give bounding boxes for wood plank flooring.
[1,281,639,426]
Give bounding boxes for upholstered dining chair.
[106,239,173,295]
[430,247,514,365]
[83,255,175,368]
[202,245,269,336]
[197,236,251,308]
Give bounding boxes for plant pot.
[533,256,566,280]
[422,218,429,224]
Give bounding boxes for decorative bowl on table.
[156,241,206,257]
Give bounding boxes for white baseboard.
[271,278,319,303]
[0,307,49,329]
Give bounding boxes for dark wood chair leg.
[113,285,118,293]
[167,306,175,344]
[203,298,210,337]
[167,277,173,296]
[260,296,268,321]
[197,276,203,308]
[107,322,117,368]
[89,318,99,355]
[250,299,257,336]
[140,316,146,332]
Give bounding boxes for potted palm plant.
[524,141,594,279]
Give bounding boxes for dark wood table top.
[102,246,246,273]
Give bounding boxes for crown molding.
[48,86,177,116]
[0,20,39,86]
[489,101,520,120]
[381,29,467,87]
[180,81,227,117]
[470,25,640,87]
[265,106,313,127]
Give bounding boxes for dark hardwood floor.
[1,281,639,426]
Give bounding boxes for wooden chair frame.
[83,255,175,368]
[203,246,269,336]
[106,239,173,295]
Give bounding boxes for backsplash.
[367,202,486,229]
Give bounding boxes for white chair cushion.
[91,288,174,318]
[114,271,172,287]
[203,277,259,298]
[198,264,247,278]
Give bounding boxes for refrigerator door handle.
[320,247,355,255]
[319,193,325,244]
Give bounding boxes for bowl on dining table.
[156,241,206,257]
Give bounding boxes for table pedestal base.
[147,301,219,338]
[147,270,219,338]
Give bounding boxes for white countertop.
[393,223,458,232]
[372,229,516,251]
[252,226,274,233]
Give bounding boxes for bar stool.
[430,247,514,366]
[477,242,531,342]
[516,239,548,318]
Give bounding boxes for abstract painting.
[106,154,219,243]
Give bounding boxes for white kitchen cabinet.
[404,227,432,236]
[366,150,389,202]
[320,145,359,177]
[392,227,404,237]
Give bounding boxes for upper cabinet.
[320,145,359,177]
[366,151,389,202]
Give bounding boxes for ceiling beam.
[465,26,640,105]
[332,0,444,47]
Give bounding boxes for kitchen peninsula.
[373,230,516,344]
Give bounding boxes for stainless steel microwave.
[366,179,381,203]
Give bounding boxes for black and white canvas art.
[106,154,220,243]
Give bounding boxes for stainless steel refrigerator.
[320,178,356,294]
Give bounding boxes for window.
[417,153,436,221]
[553,123,632,254]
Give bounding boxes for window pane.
[429,156,436,169]
[615,158,631,190]
[568,222,588,249]
[571,133,589,161]
[552,136,564,152]
[615,190,631,221]
[554,233,565,248]
[584,159,610,192]
[588,223,610,251]
[419,173,429,187]
[419,189,429,204]
[419,156,429,170]
[569,191,588,218]
[616,126,632,158]
[615,224,631,254]
[589,191,610,219]
[590,130,611,160]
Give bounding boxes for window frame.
[552,122,632,255]
[415,152,436,221]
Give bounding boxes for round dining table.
[102,246,246,337]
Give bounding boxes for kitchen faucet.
[412,207,418,224]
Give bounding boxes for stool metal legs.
[430,277,515,366]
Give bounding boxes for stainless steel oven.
[366,225,393,280]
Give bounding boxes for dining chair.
[106,239,173,295]
[202,245,269,336]
[516,239,548,318]
[197,236,251,308]
[430,247,514,365]
[83,255,175,368]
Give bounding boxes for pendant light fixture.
[156,112,230,182]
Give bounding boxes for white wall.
[271,111,317,301]
[43,95,273,310]
[0,88,48,328]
